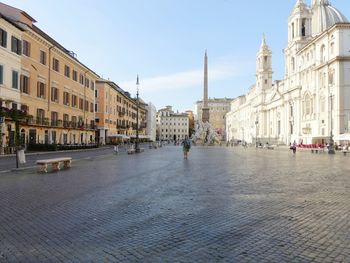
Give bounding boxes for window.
[330,42,334,55]
[12,103,17,110]
[0,28,7,48]
[53,58,59,72]
[63,114,69,127]
[90,102,93,113]
[79,98,84,110]
[12,70,19,89]
[51,112,58,126]
[72,70,77,81]
[51,87,59,102]
[64,65,70,78]
[91,81,95,90]
[301,18,306,37]
[95,90,98,98]
[63,92,70,105]
[21,104,28,113]
[37,81,46,98]
[85,78,90,88]
[79,74,84,85]
[11,36,21,55]
[95,103,98,112]
[85,100,89,111]
[71,116,77,127]
[303,94,313,116]
[320,45,326,63]
[40,50,46,65]
[20,75,30,94]
[72,95,77,107]
[0,65,3,84]
[22,40,30,56]
[37,108,45,121]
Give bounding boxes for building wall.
[95,80,147,145]
[226,23,350,146]
[0,17,21,107]
[19,27,98,145]
[146,102,156,142]
[196,98,232,138]
[156,107,189,141]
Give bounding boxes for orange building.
[96,80,147,145]
[0,3,99,146]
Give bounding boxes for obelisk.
[202,51,210,123]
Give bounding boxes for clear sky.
[2,0,349,112]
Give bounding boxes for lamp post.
[135,75,140,153]
[328,94,335,154]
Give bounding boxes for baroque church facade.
[226,0,350,146]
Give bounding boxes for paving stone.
[0,146,349,262]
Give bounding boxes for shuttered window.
[0,28,7,48]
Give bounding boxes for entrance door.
[29,129,36,144]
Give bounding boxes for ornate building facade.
[226,0,350,146]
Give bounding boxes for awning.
[108,134,130,140]
[333,133,350,141]
[129,135,149,139]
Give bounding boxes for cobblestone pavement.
[0,146,349,262]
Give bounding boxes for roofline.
[31,24,99,78]
[297,22,350,54]
[0,13,25,31]
[0,2,36,22]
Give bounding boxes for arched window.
[320,45,326,63]
[304,93,313,116]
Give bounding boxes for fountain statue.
[192,121,221,146]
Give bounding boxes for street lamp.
[328,94,335,154]
[135,75,140,153]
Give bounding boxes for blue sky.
[3,0,349,112]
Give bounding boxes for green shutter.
[3,30,7,48]
[0,65,3,84]
[12,71,18,89]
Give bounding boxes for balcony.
[19,117,95,130]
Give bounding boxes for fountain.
[192,121,221,146]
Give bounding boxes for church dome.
[312,0,348,36]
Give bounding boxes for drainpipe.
[83,70,89,144]
[48,46,54,112]
[48,45,54,144]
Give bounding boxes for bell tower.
[256,35,273,91]
[284,0,311,78]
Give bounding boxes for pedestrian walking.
[290,140,297,155]
[182,136,191,159]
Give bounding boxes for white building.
[146,102,157,141]
[156,106,189,141]
[226,0,350,146]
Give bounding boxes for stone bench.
[36,157,72,173]
[127,148,136,154]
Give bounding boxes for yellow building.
[0,3,99,146]
[96,80,147,145]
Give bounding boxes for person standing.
[182,136,191,159]
[291,140,297,155]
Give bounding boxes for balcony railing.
[20,117,95,130]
